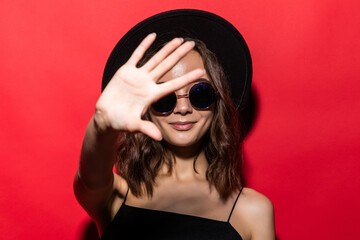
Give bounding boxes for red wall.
[1,0,359,239]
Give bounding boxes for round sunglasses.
[151,81,216,114]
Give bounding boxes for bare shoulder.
[237,187,274,219]
[229,187,275,240]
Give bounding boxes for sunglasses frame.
[151,80,217,114]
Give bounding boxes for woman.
[74,9,275,240]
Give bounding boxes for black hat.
[102,9,252,111]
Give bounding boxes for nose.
[173,93,193,115]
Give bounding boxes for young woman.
[74,9,275,240]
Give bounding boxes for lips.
[169,121,196,131]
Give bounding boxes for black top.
[100,188,243,240]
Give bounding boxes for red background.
[1,0,359,239]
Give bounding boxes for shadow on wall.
[80,220,100,240]
[241,87,258,140]
[239,88,258,187]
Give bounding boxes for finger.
[138,120,163,141]
[156,69,205,98]
[127,33,157,65]
[142,37,184,72]
[150,41,196,81]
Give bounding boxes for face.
[149,50,214,148]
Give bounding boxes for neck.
[160,141,209,182]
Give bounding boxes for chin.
[163,135,198,148]
[162,127,208,149]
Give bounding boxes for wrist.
[93,109,112,133]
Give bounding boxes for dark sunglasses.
[151,81,216,114]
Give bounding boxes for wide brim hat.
[102,9,252,112]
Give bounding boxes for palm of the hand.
[95,34,204,140]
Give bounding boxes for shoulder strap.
[227,188,243,222]
[123,187,130,204]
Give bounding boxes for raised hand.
[95,33,204,141]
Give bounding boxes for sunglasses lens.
[151,93,177,114]
[189,82,215,109]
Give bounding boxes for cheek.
[149,109,159,123]
[202,111,214,125]
[149,112,166,130]
[197,112,214,137]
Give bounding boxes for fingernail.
[190,41,195,46]
[179,37,184,42]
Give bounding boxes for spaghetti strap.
[123,187,130,204]
[227,188,243,222]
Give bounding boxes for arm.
[73,114,120,224]
[249,192,275,240]
[73,34,205,225]
[230,188,275,240]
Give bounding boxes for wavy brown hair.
[116,38,244,200]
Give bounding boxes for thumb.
[138,120,163,141]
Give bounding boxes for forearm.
[77,111,120,189]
